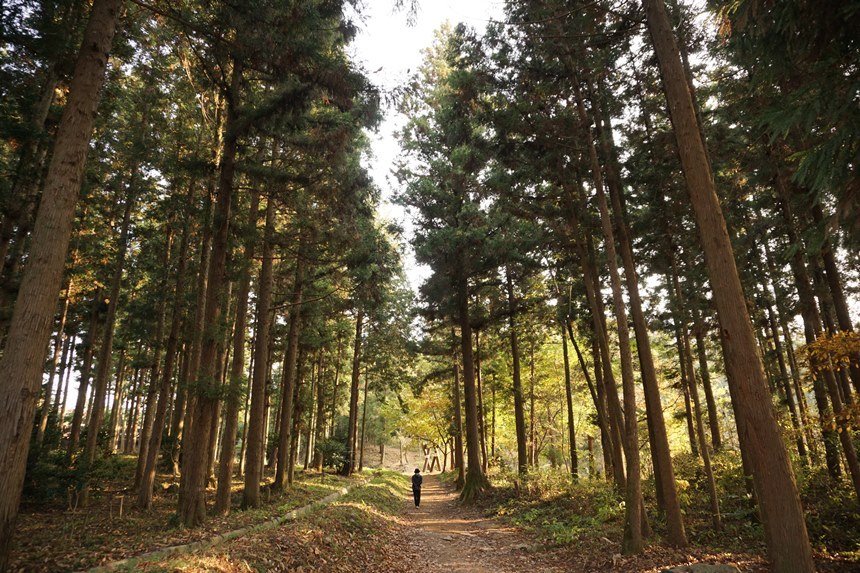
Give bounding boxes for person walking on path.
[412,468,423,507]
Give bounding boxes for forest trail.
[400,475,561,573]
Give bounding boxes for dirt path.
[399,474,560,573]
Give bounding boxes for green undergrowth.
[340,469,411,514]
[476,451,859,562]
[479,469,625,546]
[303,469,409,532]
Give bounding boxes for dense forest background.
[0,1,858,572]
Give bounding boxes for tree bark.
[560,321,578,479]
[132,225,172,492]
[178,61,242,527]
[342,308,363,476]
[692,316,722,451]
[474,329,488,473]
[274,255,305,487]
[214,189,259,513]
[107,348,127,453]
[457,274,488,501]
[505,269,529,475]
[241,195,275,509]
[313,353,327,470]
[812,205,860,394]
[594,87,686,546]
[35,275,73,449]
[0,0,122,564]
[358,365,369,471]
[572,81,641,553]
[679,312,721,530]
[643,1,813,568]
[84,118,142,483]
[451,334,465,489]
[138,210,191,509]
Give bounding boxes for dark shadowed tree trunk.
[505,269,528,475]
[138,214,191,509]
[275,255,304,488]
[341,309,363,476]
[241,195,275,509]
[456,273,488,502]
[560,321,578,479]
[214,189,260,513]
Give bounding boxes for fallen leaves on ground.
[9,470,358,573]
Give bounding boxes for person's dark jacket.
[412,473,423,490]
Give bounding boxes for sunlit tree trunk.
[0,0,123,564]
[179,61,242,527]
[643,1,813,568]
[594,84,686,546]
[451,332,465,489]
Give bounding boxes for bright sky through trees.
[350,0,505,288]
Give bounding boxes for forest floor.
[11,466,859,572]
[8,461,362,573]
[400,475,765,573]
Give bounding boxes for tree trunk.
[68,305,103,456]
[680,315,721,530]
[594,86,686,546]
[528,342,536,467]
[274,254,305,487]
[772,168,842,478]
[812,205,860,394]
[178,62,241,527]
[313,353,327,470]
[138,212,191,509]
[82,186,137,502]
[763,296,807,461]
[133,225,172,492]
[0,0,122,564]
[692,317,722,451]
[342,309,363,476]
[505,269,528,475]
[53,329,76,442]
[329,336,344,435]
[643,1,813,568]
[561,321,578,479]
[457,274,488,502]
[451,334,465,489]
[123,367,142,454]
[106,348,127,453]
[288,350,306,481]
[36,279,73,449]
[358,365,369,471]
[241,195,275,509]
[572,81,641,552]
[475,329,488,473]
[214,188,260,511]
